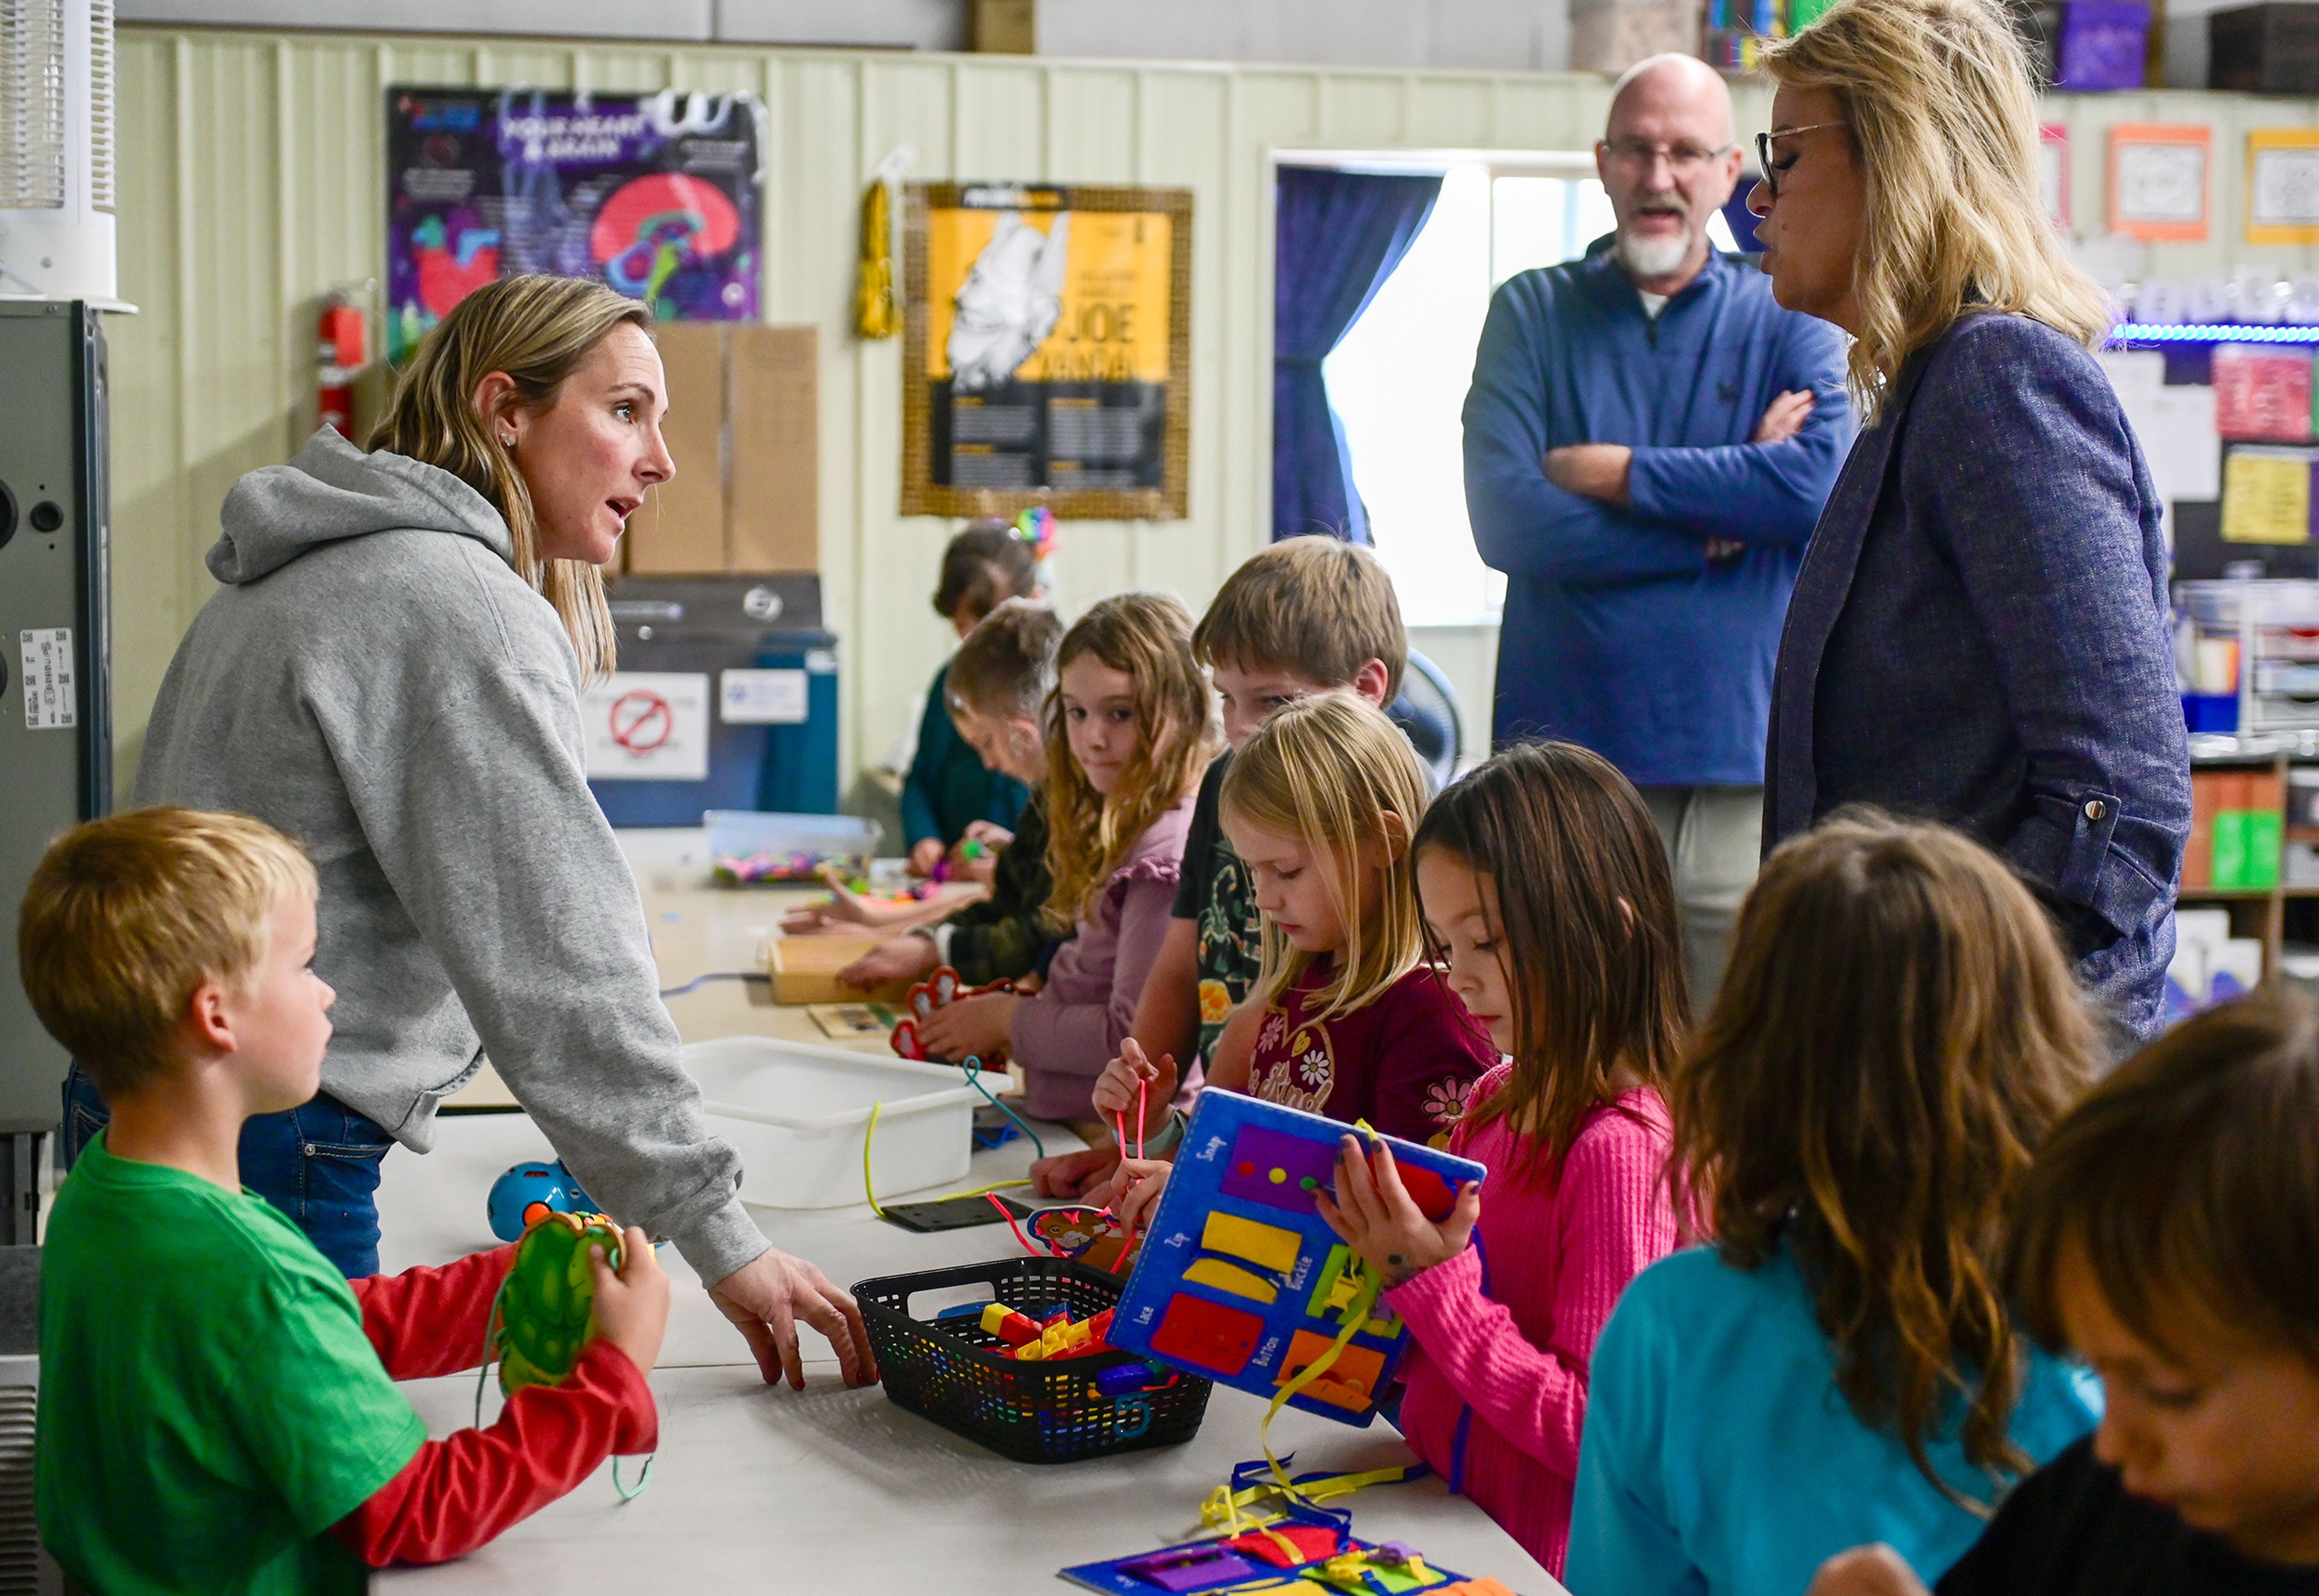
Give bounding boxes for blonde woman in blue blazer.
[1743,0,2189,1037]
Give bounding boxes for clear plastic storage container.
[682,1036,977,1210]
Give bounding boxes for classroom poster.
[2109,124,2212,243]
[385,87,765,361]
[2248,129,2319,245]
[900,182,1192,519]
[2039,124,2070,230]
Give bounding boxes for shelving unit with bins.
[2183,734,2319,978]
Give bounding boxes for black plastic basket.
[855,1255,1213,1464]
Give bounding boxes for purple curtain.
[1272,167,1443,543]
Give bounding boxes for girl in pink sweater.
[1315,740,1688,1577]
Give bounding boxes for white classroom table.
[371,830,1563,1595]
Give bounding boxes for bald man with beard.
[1462,54,1853,1005]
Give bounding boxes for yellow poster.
[903,183,1192,520]
[2221,447,2315,545]
[2248,129,2319,245]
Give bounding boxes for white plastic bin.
[682,1036,978,1210]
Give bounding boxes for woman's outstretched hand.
[707,1246,879,1390]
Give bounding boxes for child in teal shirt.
[902,521,1042,876]
[1568,815,2103,1596]
[25,807,667,1592]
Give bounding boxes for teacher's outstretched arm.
[361,659,876,1389]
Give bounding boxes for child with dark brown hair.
[900,521,1044,877]
[1811,984,2319,1596]
[1567,811,2105,1596]
[1310,739,1687,1577]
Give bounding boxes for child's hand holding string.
[1315,1135,1480,1289]
[587,1226,671,1377]
[1092,1037,1169,1121]
[1103,1158,1175,1229]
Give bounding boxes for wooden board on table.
[765,936,914,1005]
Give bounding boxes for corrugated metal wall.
[107,25,2319,793]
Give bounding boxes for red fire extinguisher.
[319,294,366,439]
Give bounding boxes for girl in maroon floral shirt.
[1103,695,1493,1219]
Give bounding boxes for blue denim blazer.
[1767,312,2190,1035]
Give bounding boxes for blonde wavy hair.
[1762,0,2113,422]
[369,275,650,682]
[1042,593,1217,929]
[1220,694,1431,1025]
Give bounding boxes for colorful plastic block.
[1149,1293,1263,1377]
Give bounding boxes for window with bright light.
[1320,159,1735,627]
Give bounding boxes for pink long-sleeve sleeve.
[1012,864,1181,1120]
[1010,796,1193,1123]
[1384,1086,1675,1575]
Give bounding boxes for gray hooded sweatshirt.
[136,428,768,1284]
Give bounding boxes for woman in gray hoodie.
[65,274,874,1390]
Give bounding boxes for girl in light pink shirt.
[1315,739,1689,1578]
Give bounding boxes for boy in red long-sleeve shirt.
[21,807,666,1594]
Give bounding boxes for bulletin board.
[900,182,1193,520]
[2109,123,2212,243]
[2247,129,2319,245]
[385,87,766,360]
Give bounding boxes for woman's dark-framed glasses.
[1755,122,1847,200]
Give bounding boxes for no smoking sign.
[582,671,709,781]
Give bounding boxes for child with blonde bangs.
[1568,811,2106,1596]
[1102,694,1492,1214]
[912,593,1215,1124]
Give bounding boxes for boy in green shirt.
[22,807,667,1594]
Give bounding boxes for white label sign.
[720,668,809,725]
[2253,146,2319,228]
[582,671,710,781]
[2115,142,2207,225]
[19,628,75,730]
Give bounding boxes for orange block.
[1274,1330,1387,1412]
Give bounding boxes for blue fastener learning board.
[1109,1091,1486,1426]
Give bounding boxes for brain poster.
[386,87,765,361]
[902,182,1192,520]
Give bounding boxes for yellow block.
[2222,448,2314,546]
[1200,1210,1303,1275]
[1185,1257,1280,1304]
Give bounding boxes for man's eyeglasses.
[1754,123,1847,201]
[1598,138,1736,179]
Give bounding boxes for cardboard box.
[629,322,728,574]
[766,936,913,1005]
[728,325,820,574]
[623,323,820,577]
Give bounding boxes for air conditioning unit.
[0,0,120,306]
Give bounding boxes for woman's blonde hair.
[369,275,651,682]
[1672,810,2099,1510]
[1042,593,1217,928]
[1220,694,1432,1025]
[1762,0,2113,421]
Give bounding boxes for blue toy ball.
[487,1160,598,1243]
